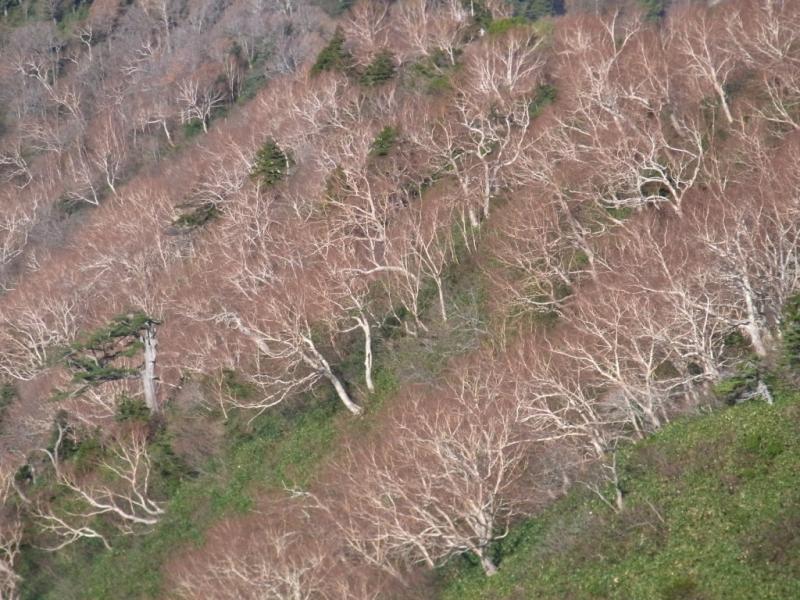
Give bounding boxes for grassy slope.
[18,398,341,599]
[16,246,487,600]
[437,390,800,600]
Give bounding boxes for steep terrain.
[0,0,799,598]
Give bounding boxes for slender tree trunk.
[323,368,362,415]
[478,553,497,576]
[162,121,173,146]
[436,279,447,323]
[141,323,159,413]
[741,277,768,357]
[356,314,375,393]
[468,206,480,229]
[714,81,733,124]
[304,342,363,415]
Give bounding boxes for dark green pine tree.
[360,50,397,87]
[311,27,353,76]
[250,139,292,187]
[511,0,564,21]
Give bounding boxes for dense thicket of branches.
[0,0,799,597]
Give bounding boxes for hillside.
[439,377,800,599]
[0,0,799,598]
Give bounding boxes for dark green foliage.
[71,433,103,474]
[486,16,529,36]
[71,364,138,384]
[66,313,155,386]
[47,411,81,461]
[171,202,219,231]
[232,36,271,98]
[250,138,292,187]
[115,395,151,423]
[438,392,800,600]
[312,0,353,17]
[0,0,20,15]
[311,28,353,76]
[0,382,15,423]
[660,576,700,600]
[75,313,152,353]
[0,0,82,25]
[360,50,396,87]
[370,126,399,157]
[221,368,258,401]
[50,0,90,22]
[462,0,493,33]
[237,70,268,103]
[782,294,800,368]
[55,195,91,217]
[54,0,91,32]
[507,0,564,20]
[147,433,193,498]
[528,83,557,118]
[713,361,760,404]
[638,0,667,20]
[182,119,204,138]
[406,50,460,95]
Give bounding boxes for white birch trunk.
[141,323,159,413]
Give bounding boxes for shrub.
[221,369,258,401]
[55,195,91,217]
[638,0,666,20]
[370,126,399,157]
[461,0,493,34]
[486,17,529,36]
[782,294,800,368]
[311,28,352,75]
[171,202,219,231]
[713,362,759,404]
[0,382,15,424]
[360,50,396,87]
[406,52,457,95]
[528,83,557,118]
[116,395,151,423]
[250,139,292,186]
[508,0,565,20]
[66,313,156,385]
[182,119,205,138]
[313,0,354,17]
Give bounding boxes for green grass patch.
[18,211,493,599]
[436,392,800,600]
[19,393,340,599]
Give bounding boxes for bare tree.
[395,0,469,66]
[176,79,226,133]
[0,292,79,382]
[33,424,164,551]
[176,524,328,600]
[689,187,800,358]
[0,141,33,189]
[0,197,38,283]
[330,369,528,576]
[0,467,22,600]
[196,229,365,416]
[670,7,740,124]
